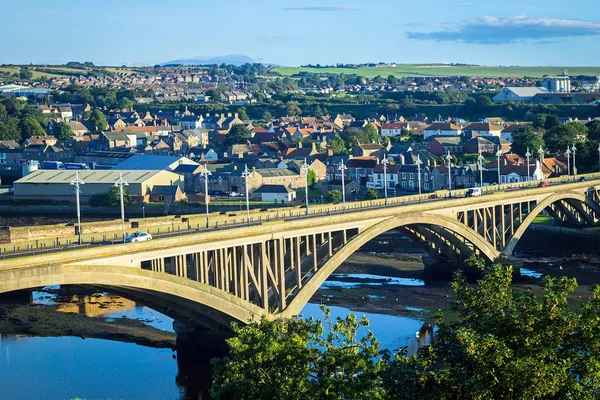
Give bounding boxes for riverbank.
[0,293,176,349]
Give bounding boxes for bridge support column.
[328,231,333,257]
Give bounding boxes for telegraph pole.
[114,172,128,243]
[70,171,85,245]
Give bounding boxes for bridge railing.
[2,173,599,259]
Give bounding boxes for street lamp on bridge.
[525,149,531,186]
[477,153,484,188]
[242,165,251,225]
[301,158,309,215]
[566,146,571,182]
[338,159,347,212]
[445,151,452,196]
[200,165,212,228]
[538,146,545,182]
[572,144,577,179]
[114,172,128,243]
[496,150,502,189]
[382,155,389,204]
[416,154,422,201]
[70,171,85,245]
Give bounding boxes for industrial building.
[13,170,184,203]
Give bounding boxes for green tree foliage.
[475,95,493,111]
[211,306,384,400]
[89,186,132,208]
[307,169,317,187]
[384,257,600,399]
[0,117,21,141]
[261,111,273,122]
[365,188,379,200]
[511,125,544,156]
[362,124,380,143]
[237,107,249,121]
[532,113,547,128]
[285,101,302,117]
[87,109,108,133]
[19,116,45,139]
[327,189,342,204]
[329,134,348,155]
[118,97,134,110]
[543,122,588,154]
[54,122,74,141]
[225,124,251,148]
[544,114,561,130]
[19,68,33,80]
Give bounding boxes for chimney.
[398,154,405,165]
[298,141,302,149]
[234,112,239,118]
[327,149,333,156]
[311,142,316,152]
[503,159,507,166]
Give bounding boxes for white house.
[204,149,219,161]
[492,87,548,103]
[423,123,462,139]
[368,164,400,189]
[381,122,410,137]
[253,185,296,202]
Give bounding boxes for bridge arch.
[502,191,598,256]
[281,213,499,318]
[0,264,266,324]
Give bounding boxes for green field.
[0,66,64,80]
[273,65,600,78]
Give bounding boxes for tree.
[307,169,317,187]
[87,109,108,133]
[0,118,21,142]
[261,111,273,122]
[237,107,249,121]
[206,88,223,102]
[365,188,378,200]
[544,114,561,130]
[54,122,74,141]
[329,134,347,155]
[362,124,380,143]
[225,124,250,147]
[532,113,547,128]
[118,97,134,110]
[89,186,132,208]
[327,190,342,204]
[511,126,544,156]
[384,257,600,400]
[19,116,45,139]
[475,95,493,111]
[19,68,33,80]
[543,122,588,154]
[285,101,302,117]
[211,306,384,400]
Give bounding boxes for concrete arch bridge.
[1,179,599,331]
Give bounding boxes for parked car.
[229,191,243,197]
[125,232,153,243]
[465,188,482,197]
[538,182,549,187]
[578,176,589,182]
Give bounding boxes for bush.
[327,189,342,204]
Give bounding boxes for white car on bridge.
[125,232,153,243]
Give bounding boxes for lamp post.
[538,146,544,182]
[382,156,389,204]
[445,151,452,195]
[114,172,128,243]
[597,143,600,173]
[477,153,484,188]
[496,150,502,189]
[301,158,309,215]
[242,165,251,225]
[200,165,212,228]
[525,149,531,186]
[338,159,347,212]
[416,154,422,201]
[566,146,571,182]
[571,144,577,179]
[70,171,85,245]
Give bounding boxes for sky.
[2,0,600,67]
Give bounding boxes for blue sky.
[2,0,600,66]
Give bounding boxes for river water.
[0,276,432,400]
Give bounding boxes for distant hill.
[161,54,260,66]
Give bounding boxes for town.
[0,65,599,207]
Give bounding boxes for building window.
[402,173,406,179]
[401,181,407,187]
[158,195,165,202]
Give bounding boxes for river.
[0,276,433,400]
